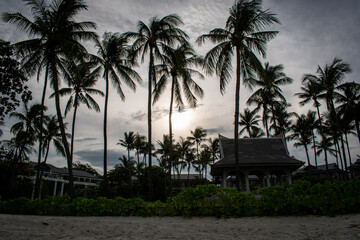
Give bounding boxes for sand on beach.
[0,214,360,240]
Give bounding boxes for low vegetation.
[1,180,359,217]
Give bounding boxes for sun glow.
[172,110,192,130]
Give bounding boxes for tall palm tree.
[41,116,66,168]
[10,103,45,144]
[3,131,35,162]
[92,32,141,183]
[11,102,47,198]
[123,15,188,199]
[118,131,136,162]
[295,79,323,125]
[187,126,207,161]
[174,137,192,179]
[313,58,352,171]
[133,133,147,166]
[197,0,279,190]
[153,43,204,185]
[247,63,293,137]
[335,82,360,143]
[3,0,98,198]
[37,115,69,198]
[270,103,294,138]
[296,78,329,169]
[203,138,220,163]
[305,111,319,167]
[239,108,262,138]
[55,59,104,168]
[289,114,312,166]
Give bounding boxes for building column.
[60,182,64,196]
[287,169,292,184]
[266,170,270,187]
[53,181,58,196]
[244,170,250,193]
[222,170,227,188]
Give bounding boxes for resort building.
[29,162,101,198]
[293,163,348,180]
[211,135,304,192]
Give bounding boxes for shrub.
[0,180,359,217]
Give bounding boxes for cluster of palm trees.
[117,127,219,186]
[238,57,359,173]
[1,0,358,200]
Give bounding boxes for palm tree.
[187,127,207,161]
[37,115,70,198]
[41,116,67,167]
[247,63,293,137]
[3,131,35,162]
[123,14,188,199]
[153,42,204,186]
[239,108,262,138]
[304,111,319,167]
[289,114,312,166]
[118,131,136,162]
[11,102,48,198]
[92,32,141,183]
[133,133,147,166]
[202,138,220,164]
[315,137,335,166]
[310,58,352,171]
[118,155,136,197]
[196,0,279,190]
[10,103,45,145]
[295,79,323,125]
[270,103,294,138]
[55,59,104,168]
[184,149,196,182]
[335,82,360,143]
[175,137,193,177]
[3,0,98,198]
[155,134,174,196]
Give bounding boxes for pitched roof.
[294,163,346,175]
[29,161,100,179]
[212,135,304,170]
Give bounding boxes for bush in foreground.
[1,180,359,217]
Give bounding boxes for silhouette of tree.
[197,0,279,191]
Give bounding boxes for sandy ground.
[0,214,360,240]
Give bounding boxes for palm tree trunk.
[345,133,352,165]
[38,141,51,195]
[330,101,348,172]
[315,104,328,170]
[335,139,344,170]
[234,46,241,192]
[34,64,49,200]
[51,60,74,199]
[70,95,78,168]
[148,47,154,201]
[304,144,310,166]
[312,131,318,167]
[103,72,109,185]
[264,111,270,137]
[168,76,176,197]
[355,119,360,144]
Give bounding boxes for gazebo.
[211,135,304,192]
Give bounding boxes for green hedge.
[1,180,359,217]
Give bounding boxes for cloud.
[75,137,98,143]
[131,111,146,121]
[75,148,127,170]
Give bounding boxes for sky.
[1,0,359,174]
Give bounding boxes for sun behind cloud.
[172,110,192,130]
